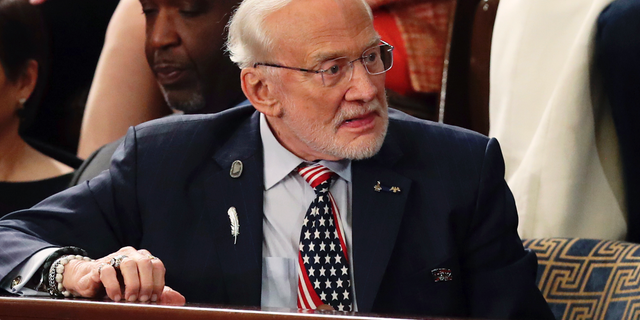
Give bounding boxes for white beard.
[159,85,206,113]
[281,97,389,160]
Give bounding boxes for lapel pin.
[431,268,453,282]
[227,207,240,244]
[374,181,401,193]
[230,160,243,178]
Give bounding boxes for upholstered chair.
[523,238,640,320]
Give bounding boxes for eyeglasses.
[254,40,394,87]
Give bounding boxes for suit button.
[11,276,22,289]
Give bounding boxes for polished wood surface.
[0,296,460,320]
[440,0,500,135]
[467,0,500,135]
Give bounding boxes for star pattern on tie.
[297,164,352,311]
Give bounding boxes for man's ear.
[17,60,38,103]
[241,67,283,117]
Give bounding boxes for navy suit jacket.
[0,104,553,319]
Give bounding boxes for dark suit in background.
[0,104,553,319]
[596,0,640,243]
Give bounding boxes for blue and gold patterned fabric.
[523,238,640,320]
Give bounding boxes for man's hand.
[29,0,47,4]
[60,246,185,305]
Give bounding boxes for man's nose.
[344,61,379,103]
[149,11,180,49]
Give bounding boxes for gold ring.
[148,255,157,260]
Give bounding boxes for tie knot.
[297,164,334,189]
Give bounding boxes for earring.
[16,98,27,119]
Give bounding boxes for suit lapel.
[352,129,412,313]
[191,110,265,306]
[189,107,411,309]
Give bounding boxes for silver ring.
[97,263,108,275]
[110,255,128,269]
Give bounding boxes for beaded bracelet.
[48,255,94,298]
[39,246,88,292]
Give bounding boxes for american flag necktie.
[296,164,353,311]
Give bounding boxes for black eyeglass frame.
[253,40,394,86]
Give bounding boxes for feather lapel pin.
[227,207,240,244]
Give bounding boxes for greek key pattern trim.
[523,238,640,320]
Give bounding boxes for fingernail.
[140,295,149,302]
[151,294,158,302]
[128,294,137,302]
[114,295,121,301]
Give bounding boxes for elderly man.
[0,0,553,318]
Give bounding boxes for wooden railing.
[0,296,457,320]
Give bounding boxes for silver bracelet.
[48,255,93,298]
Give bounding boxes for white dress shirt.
[259,113,357,309]
[0,247,58,295]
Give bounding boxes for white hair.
[226,0,373,69]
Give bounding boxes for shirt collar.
[260,113,351,190]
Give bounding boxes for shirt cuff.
[0,247,60,295]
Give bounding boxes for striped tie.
[296,163,352,311]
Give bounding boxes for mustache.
[333,99,385,127]
[151,50,190,69]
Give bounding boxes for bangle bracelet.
[48,255,93,298]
